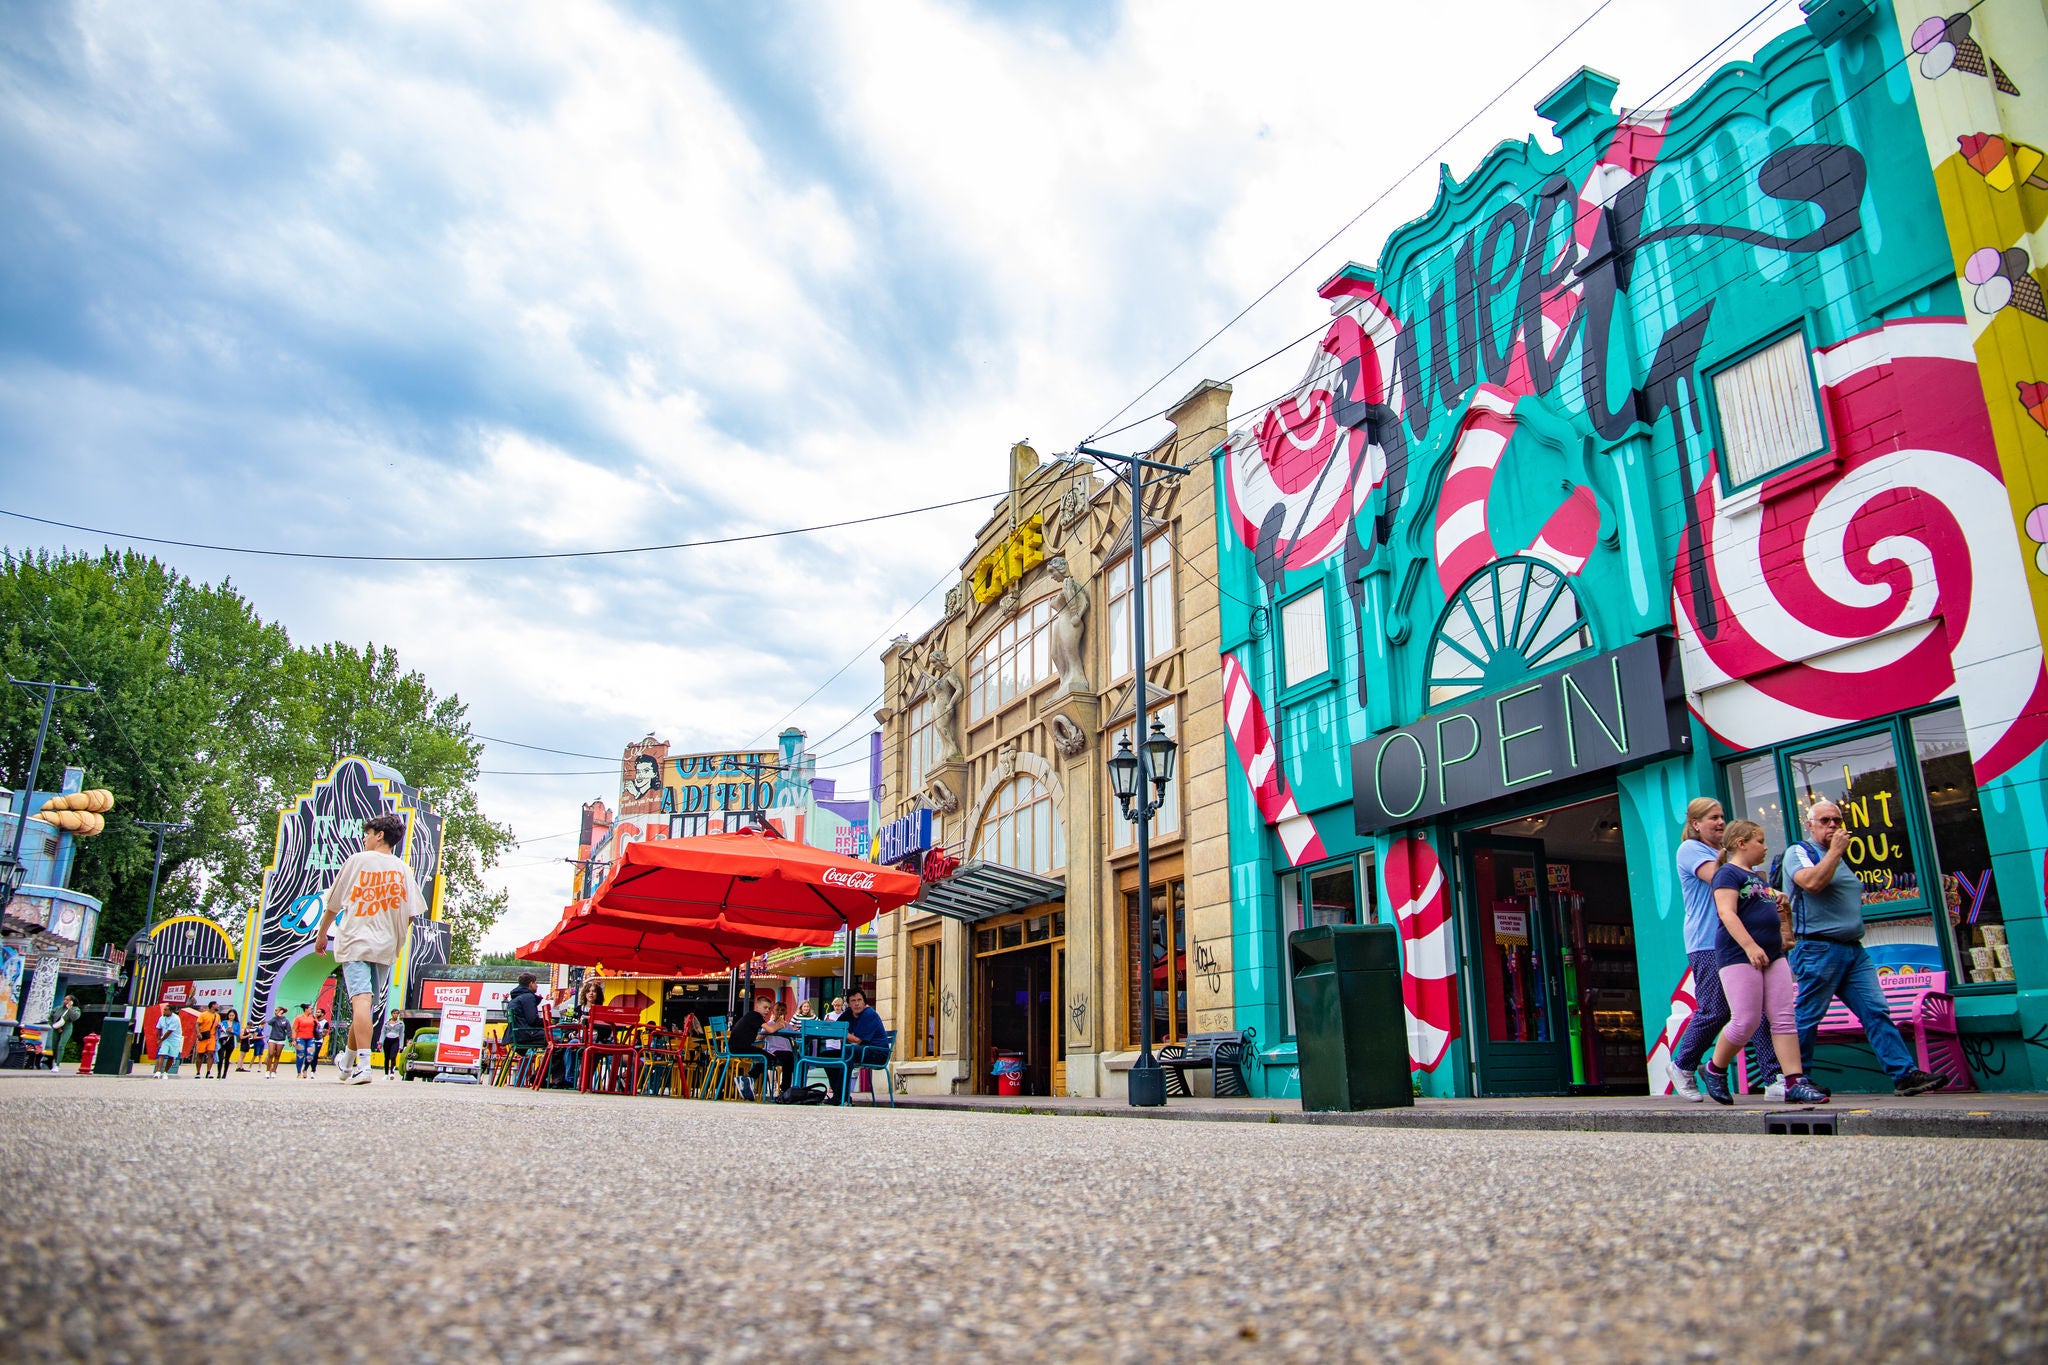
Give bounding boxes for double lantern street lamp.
[1080,439,1188,1109]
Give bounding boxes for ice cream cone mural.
[1965,245,2048,320]
[1958,132,2048,191]
[1912,13,2022,95]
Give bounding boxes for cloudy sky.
[0,0,1807,950]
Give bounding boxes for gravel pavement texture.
[4,1071,2045,1363]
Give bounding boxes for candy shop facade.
[1211,0,2048,1098]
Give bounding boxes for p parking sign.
[435,1004,487,1067]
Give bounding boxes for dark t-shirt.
[729,1009,765,1054]
[1710,863,1785,968]
[845,1006,886,1050]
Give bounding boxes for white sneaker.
[1763,1078,1787,1102]
[345,1063,374,1086]
[1667,1057,1703,1101]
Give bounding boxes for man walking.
[313,811,425,1087]
[1785,801,1946,1096]
[153,1005,182,1079]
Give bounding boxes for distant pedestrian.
[153,1006,183,1079]
[312,1012,331,1074]
[46,996,81,1071]
[1693,822,1829,1106]
[192,1002,219,1080]
[264,1006,291,1076]
[293,1005,318,1077]
[1785,801,1947,1096]
[312,811,425,1087]
[380,1008,406,1076]
[211,1009,236,1078]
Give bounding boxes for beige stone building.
[871,382,1235,1098]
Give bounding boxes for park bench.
[1735,970,1971,1091]
[1158,1029,1255,1098]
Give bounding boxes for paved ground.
[4,1071,2045,1363]
[896,1089,2048,1140]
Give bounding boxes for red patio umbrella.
[518,902,805,975]
[587,826,924,939]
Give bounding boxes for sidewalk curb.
[889,1096,2048,1140]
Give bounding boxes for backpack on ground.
[774,1083,831,1106]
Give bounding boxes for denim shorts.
[339,959,392,1002]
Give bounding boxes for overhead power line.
[0,489,1006,565]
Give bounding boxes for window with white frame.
[1281,585,1330,686]
[905,697,940,793]
[1110,703,1180,851]
[975,774,1065,875]
[969,598,1055,718]
[1107,535,1175,679]
[1712,331,1825,486]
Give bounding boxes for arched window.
[1426,558,1594,708]
[975,775,1064,875]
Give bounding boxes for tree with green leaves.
[1,549,513,961]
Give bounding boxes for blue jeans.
[831,1044,889,1097]
[1791,938,1916,1081]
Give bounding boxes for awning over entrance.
[915,861,1064,923]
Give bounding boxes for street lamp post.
[135,819,192,936]
[0,676,96,915]
[1079,442,1188,1109]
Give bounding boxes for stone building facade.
[872,383,1233,1098]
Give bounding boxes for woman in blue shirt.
[1695,821,1828,1105]
[1666,799,1782,1100]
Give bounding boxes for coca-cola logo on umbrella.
[820,868,876,890]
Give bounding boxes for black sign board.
[1351,637,1685,833]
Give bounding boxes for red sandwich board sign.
[435,1004,487,1067]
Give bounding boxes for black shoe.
[1894,1068,1947,1096]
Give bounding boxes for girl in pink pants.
[1697,822,1830,1106]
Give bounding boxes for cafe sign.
[971,514,1045,604]
[1351,637,1685,834]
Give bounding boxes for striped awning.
[914,861,1064,923]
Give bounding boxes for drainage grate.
[1765,1114,1838,1136]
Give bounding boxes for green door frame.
[1456,831,1573,1096]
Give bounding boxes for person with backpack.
[1783,801,1947,1096]
[1665,799,1784,1101]
[1692,822,1830,1105]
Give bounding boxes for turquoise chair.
[794,1020,850,1101]
[849,1029,896,1107]
[706,1014,769,1102]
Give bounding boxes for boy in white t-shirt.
[313,812,426,1085]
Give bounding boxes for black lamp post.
[1108,716,1179,1106]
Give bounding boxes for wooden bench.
[1158,1029,1255,1098]
[1736,969,1971,1091]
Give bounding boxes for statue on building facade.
[922,650,965,763]
[1046,555,1090,695]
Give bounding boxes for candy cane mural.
[1384,834,1458,1072]
[1673,318,2048,780]
[1220,651,1325,867]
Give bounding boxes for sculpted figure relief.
[923,650,965,763]
[1047,555,1090,694]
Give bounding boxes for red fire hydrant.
[77,1034,100,1074]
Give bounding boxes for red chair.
[579,1005,645,1095]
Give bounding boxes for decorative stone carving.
[1058,478,1090,532]
[1046,554,1089,694]
[1048,713,1087,758]
[922,651,965,763]
[925,775,959,815]
[994,742,1017,783]
[997,584,1020,620]
[943,582,966,618]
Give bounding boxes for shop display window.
[1307,864,1358,927]
[1910,711,2008,985]
[1718,705,2010,989]
[1110,704,1179,851]
[1125,878,1187,1047]
[909,935,941,1059]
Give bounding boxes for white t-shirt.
[323,850,426,965]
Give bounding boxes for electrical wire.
[1085,0,1625,441]
[0,489,1006,565]
[476,734,620,762]
[744,569,955,747]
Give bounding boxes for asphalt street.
[3,1071,2044,1363]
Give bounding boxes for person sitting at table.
[757,1000,797,1096]
[727,993,778,1100]
[827,988,889,1102]
[793,1001,817,1023]
[826,996,847,1021]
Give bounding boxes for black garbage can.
[91,1017,135,1075]
[1288,925,1413,1111]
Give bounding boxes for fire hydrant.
[76,1034,99,1074]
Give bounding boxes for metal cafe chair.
[794,1020,851,1101]
[847,1028,896,1107]
[705,1015,770,1102]
[579,1006,645,1095]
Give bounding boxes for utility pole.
[1,677,96,915]
[1078,443,1190,1108]
[135,819,193,935]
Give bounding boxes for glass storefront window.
[1125,879,1187,1047]
[1784,730,1920,908]
[1723,753,1788,864]
[1911,711,2008,984]
[1307,864,1357,927]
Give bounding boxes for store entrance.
[971,907,1066,1097]
[1461,793,1644,1096]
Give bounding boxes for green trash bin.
[91,1017,136,1075]
[1288,925,1413,1111]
